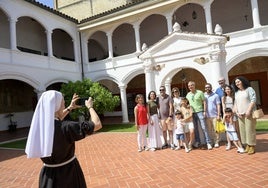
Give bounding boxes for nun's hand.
[68,93,80,110]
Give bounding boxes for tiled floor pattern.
[1,132,268,188]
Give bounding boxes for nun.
[25,90,102,188]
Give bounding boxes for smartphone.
[77,97,87,106]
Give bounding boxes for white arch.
[0,72,40,89]
[94,75,120,85]
[227,48,268,71]
[121,68,144,85]
[45,79,69,89]
[159,64,207,87]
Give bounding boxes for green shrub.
[60,79,120,120]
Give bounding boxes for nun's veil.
[25,90,63,158]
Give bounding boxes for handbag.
[216,120,225,133]
[252,108,264,119]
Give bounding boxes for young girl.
[180,97,195,151]
[174,110,190,153]
[134,94,149,152]
[223,108,244,154]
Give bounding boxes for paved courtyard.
[0,131,268,188]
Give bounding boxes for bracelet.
[88,107,93,110]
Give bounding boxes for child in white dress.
[223,108,244,153]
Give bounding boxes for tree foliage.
[60,79,120,120]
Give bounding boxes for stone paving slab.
[0,132,268,188]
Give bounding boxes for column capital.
[132,23,140,30]
[8,18,17,23]
[209,51,226,63]
[118,83,127,90]
[165,77,172,85]
[165,13,173,20]
[142,59,154,73]
[106,31,112,37]
[45,29,53,34]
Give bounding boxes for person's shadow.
[255,132,268,153]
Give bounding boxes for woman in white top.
[232,76,257,155]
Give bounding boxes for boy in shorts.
[174,110,190,153]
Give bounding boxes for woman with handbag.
[232,76,257,155]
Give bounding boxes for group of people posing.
[134,76,258,155]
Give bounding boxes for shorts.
[227,131,239,141]
[176,133,185,141]
[161,119,173,131]
[184,122,194,133]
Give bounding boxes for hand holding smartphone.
[77,97,88,106]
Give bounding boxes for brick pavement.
[0,131,268,188]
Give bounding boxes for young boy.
[174,110,190,153]
[223,108,244,153]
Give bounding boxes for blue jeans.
[193,112,211,144]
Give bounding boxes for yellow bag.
[216,120,225,133]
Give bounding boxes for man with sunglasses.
[157,86,174,149]
[204,83,221,148]
[186,81,212,150]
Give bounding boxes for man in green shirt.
[186,81,212,150]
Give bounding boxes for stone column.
[73,38,79,62]
[9,18,17,50]
[106,32,113,58]
[143,59,156,97]
[119,84,129,123]
[250,0,261,27]
[133,24,141,52]
[203,2,213,34]
[165,14,173,34]
[209,42,228,89]
[164,77,172,96]
[45,29,53,57]
[80,33,89,64]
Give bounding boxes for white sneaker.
[207,144,213,150]
[144,146,150,151]
[185,148,190,153]
[170,144,175,150]
[214,143,219,148]
[138,147,142,152]
[150,148,156,151]
[175,146,181,150]
[238,147,245,154]
[226,144,231,151]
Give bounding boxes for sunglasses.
[172,90,178,93]
[160,89,165,91]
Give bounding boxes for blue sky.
[36,0,54,8]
